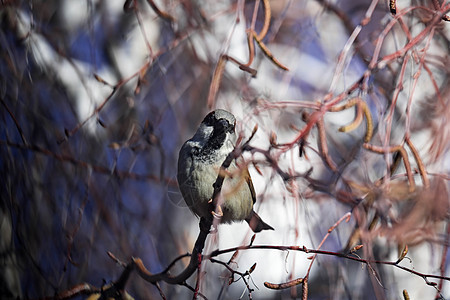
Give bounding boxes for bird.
[177,109,274,232]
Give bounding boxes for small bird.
[177,109,273,232]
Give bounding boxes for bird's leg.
[208,198,223,219]
[211,202,223,219]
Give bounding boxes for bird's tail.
[246,210,274,232]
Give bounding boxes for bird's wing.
[243,167,257,204]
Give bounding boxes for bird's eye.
[215,118,235,134]
[202,111,235,133]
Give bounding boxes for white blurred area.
[15,0,160,134]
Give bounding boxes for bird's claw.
[211,204,223,219]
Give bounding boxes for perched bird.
[177,109,273,232]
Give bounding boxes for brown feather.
[244,168,257,204]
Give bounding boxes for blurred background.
[1,0,449,299]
